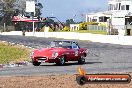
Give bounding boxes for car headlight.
[52,52,58,58]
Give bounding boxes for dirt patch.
[0,74,131,88]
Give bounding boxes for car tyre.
[78,55,85,64]
[57,56,65,66]
[32,61,41,66]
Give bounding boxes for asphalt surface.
[0,35,132,76]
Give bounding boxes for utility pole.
[31,12,35,36]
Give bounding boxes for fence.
[112,25,132,35]
[1,31,132,45]
[87,25,118,35]
[0,25,15,32]
[87,25,107,30]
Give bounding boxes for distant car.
[30,40,87,66]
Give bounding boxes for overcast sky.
[39,0,108,22]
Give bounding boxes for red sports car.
[30,40,87,66]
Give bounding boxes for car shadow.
[40,61,102,67]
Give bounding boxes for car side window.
[72,42,79,49]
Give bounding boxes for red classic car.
[30,40,87,66]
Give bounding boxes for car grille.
[38,57,47,60]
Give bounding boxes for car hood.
[33,47,65,57]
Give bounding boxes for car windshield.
[50,41,72,48]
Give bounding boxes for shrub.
[79,22,87,30]
[49,27,54,32]
[98,22,107,27]
[79,22,98,30]
[63,26,70,31]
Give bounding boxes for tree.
[66,19,75,26]
[0,0,26,26]
[79,22,87,30]
[63,26,70,31]
[35,3,43,17]
[0,0,43,31]
[13,0,26,15]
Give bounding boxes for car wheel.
[32,61,41,66]
[57,56,65,65]
[78,55,85,64]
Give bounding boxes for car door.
[72,42,81,60]
[65,47,74,61]
[62,42,74,61]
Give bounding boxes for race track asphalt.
[0,35,132,76]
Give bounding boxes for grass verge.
[0,42,30,64]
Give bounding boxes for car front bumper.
[31,57,60,63]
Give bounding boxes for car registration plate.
[38,60,46,63]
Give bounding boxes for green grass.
[0,43,30,64]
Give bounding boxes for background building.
[86,0,132,35]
